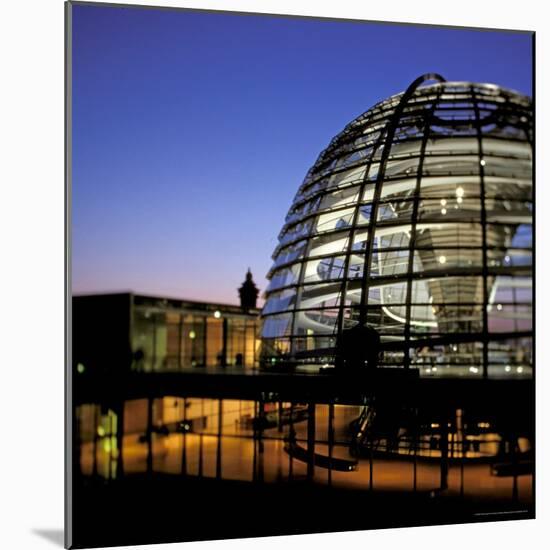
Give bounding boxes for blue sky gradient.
[71,4,532,304]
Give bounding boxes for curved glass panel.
[261,79,532,378]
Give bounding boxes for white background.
[1,0,548,548]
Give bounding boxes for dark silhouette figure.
[336,323,380,373]
[238,268,259,311]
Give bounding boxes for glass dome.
[261,74,532,378]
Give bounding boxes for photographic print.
[66,2,534,547]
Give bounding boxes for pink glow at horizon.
[71,5,531,310]
[72,271,266,307]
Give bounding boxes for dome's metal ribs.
[358,74,446,328]
[402,83,446,369]
[260,75,532,378]
[331,115,391,349]
[472,85,491,379]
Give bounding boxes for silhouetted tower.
[239,268,259,311]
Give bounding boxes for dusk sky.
[71,3,532,305]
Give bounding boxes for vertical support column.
[252,400,258,482]
[146,397,154,476]
[108,410,114,480]
[198,399,204,477]
[368,397,374,491]
[177,316,183,370]
[288,402,294,481]
[92,404,98,478]
[115,400,125,479]
[472,87,490,380]
[152,315,157,372]
[181,397,187,476]
[413,407,418,493]
[216,399,223,479]
[458,408,464,498]
[307,401,316,481]
[328,402,335,487]
[258,397,265,483]
[512,435,519,503]
[440,412,449,490]
[202,317,208,367]
[369,434,374,491]
[222,317,228,367]
[106,406,117,480]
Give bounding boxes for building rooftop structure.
[239,268,260,311]
[73,292,261,375]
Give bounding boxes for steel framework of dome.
[261,74,533,378]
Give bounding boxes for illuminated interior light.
[440,199,447,206]
[213,310,221,319]
[456,186,464,198]
[469,366,479,373]
[97,426,106,437]
[452,345,458,352]
[517,366,524,373]
[504,255,510,263]
[189,330,196,339]
[496,304,503,311]
[77,363,85,374]
[441,208,447,215]
[438,255,446,264]
[457,196,463,204]
[480,159,486,166]
[505,365,512,372]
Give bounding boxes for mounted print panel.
[66,2,534,548]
